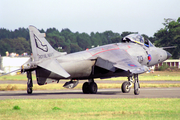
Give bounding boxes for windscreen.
[123,34,154,47]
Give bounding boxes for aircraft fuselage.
[35,42,168,85]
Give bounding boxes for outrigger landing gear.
[121,74,140,95]
[82,79,98,94]
[27,71,33,94]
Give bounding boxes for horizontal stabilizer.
[38,59,70,78]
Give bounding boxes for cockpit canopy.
[122,34,154,47]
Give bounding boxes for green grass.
[0,74,36,81]
[139,71,180,81]
[1,71,180,81]
[1,83,180,91]
[102,71,180,81]
[0,99,180,120]
[13,105,21,110]
[1,71,180,91]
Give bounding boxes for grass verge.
[0,83,180,91]
[0,74,36,81]
[0,98,180,120]
[1,71,180,81]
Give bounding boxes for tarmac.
[0,79,180,100]
[0,88,180,100]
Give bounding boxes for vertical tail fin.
[29,26,70,79]
[29,25,58,61]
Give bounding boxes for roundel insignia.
[148,54,152,62]
[128,64,137,67]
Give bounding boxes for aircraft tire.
[134,89,140,95]
[134,79,140,95]
[82,82,90,94]
[27,87,32,94]
[89,82,98,94]
[121,81,131,93]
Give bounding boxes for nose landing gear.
[121,74,140,95]
[134,74,140,95]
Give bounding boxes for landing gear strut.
[82,79,98,94]
[121,74,140,95]
[27,71,33,94]
[134,74,140,95]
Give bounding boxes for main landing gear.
[27,71,33,94]
[121,74,140,95]
[82,79,98,94]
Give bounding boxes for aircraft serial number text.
[38,53,54,59]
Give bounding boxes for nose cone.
[166,51,172,59]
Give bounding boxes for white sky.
[0,0,180,37]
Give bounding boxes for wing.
[94,49,148,74]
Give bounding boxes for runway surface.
[0,80,180,99]
[0,88,180,100]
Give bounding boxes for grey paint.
[26,26,171,85]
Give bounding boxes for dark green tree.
[121,31,138,38]
[0,37,31,56]
[111,36,122,43]
[70,43,82,53]
[77,33,91,50]
[0,28,12,39]
[154,17,180,58]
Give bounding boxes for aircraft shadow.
[0,91,122,97]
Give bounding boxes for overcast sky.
[1,0,180,37]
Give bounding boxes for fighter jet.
[10,26,173,95]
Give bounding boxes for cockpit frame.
[122,34,154,47]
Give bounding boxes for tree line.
[0,27,137,56]
[0,17,180,58]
